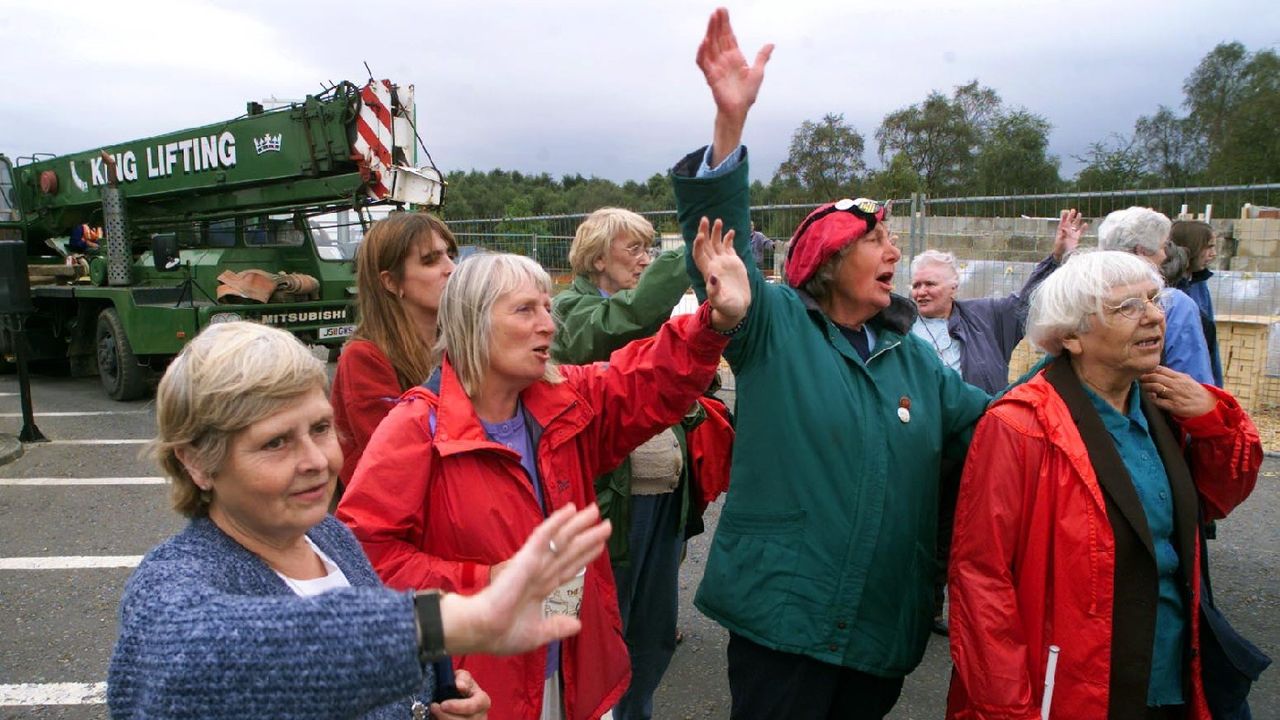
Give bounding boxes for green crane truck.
[0,79,442,400]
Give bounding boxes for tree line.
[440,41,1279,222]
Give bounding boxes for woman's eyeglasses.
[792,197,892,242]
[1103,289,1170,320]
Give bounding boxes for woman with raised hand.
[338,221,749,720]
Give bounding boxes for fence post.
[531,233,539,264]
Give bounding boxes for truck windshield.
[310,207,394,261]
[0,159,16,222]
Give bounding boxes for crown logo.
[253,133,283,154]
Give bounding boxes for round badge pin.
[898,396,911,423]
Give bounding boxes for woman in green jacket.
[671,10,989,720]
[550,207,702,720]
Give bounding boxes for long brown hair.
[352,212,458,390]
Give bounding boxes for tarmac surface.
[0,371,1276,719]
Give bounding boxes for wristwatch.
[413,590,447,664]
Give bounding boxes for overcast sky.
[3,0,1277,189]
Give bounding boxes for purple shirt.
[479,404,558,677]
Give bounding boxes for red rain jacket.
[947,373,1261,719]
[338,306,729,720]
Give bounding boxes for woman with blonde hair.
[109,320,617,720]
[339,219,750,720]
[553,207,729,720]
[331,212,457,487]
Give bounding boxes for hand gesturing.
[1053,209,1088,262]
[693,216,750,332]
[696,8,773,121]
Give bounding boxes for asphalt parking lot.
[1,372,1275,719]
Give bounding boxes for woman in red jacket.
[331,213,457,487]
[338,218,750,720]
[947,250,1262,720]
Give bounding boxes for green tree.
[876,81,1000,195]
[1133,106,1204,186]
[1073,134,1148,189]
[863,153,923,200]
[773,113,867,200]
[974,110,1060,194]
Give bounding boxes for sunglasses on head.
[792,198,892,242]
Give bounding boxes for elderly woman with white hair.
[909,209,1085,395]
[338,225,749,720]
[108,321,617,720]
[1098,206,1215,385]
[946,250,1262,719]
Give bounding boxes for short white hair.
[1026,250,1163,355]
[1097,207,1171,256]
[910,249,960,287]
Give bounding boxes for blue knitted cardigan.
[108,516,434,719]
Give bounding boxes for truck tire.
[96,308,149,401]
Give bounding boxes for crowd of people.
[106,7,1266,720]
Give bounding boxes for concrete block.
[1237,239,1279,258]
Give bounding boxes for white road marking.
[36,439,149,445]
[0,556,142,570]
[0,476,165,485]
[0,682,107,706]
[0,410,149,418]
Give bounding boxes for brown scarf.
[1043,356,1199,718]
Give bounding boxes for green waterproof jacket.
[551,251,701,567]
[672,147,990,677]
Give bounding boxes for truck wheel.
[96,308,149,401]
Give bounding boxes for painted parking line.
[0,476,165,485]
[0,556,142,570]
[0,682,107,706]
[37,439,150,445]
[0,410,150,418]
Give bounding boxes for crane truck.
[0,79,442,400]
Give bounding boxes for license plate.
[318,324,355,340]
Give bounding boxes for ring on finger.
[548,539,560,556]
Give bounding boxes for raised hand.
[1053,209,1087,262]
[697,8,773,166]
[693,216,751,332]
[439,503,611,657]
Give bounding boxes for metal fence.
[447,184,1280,446]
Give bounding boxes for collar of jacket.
[568,272,599,296]
[794,288,917,335]
[426,356,594,458]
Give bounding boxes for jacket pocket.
[700,509,807,639]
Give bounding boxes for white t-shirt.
[276,536,352,597]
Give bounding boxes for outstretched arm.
[697,7,773,166]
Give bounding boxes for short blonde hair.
[152,322,328,517]
[435,253,563,397]
[1026,250,1163,355]
[569,207,654,277]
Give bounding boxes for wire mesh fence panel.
[447,184,1280,447]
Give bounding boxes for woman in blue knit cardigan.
[107,322,612,719]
